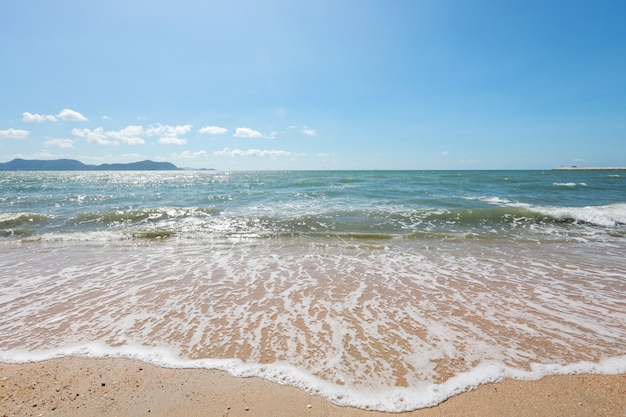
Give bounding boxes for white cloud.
[199,126,228,135]
[441,150,449,156]
[146,124,192,137]
[146,124,192,145]
[22,112,57,123]
[285,125,317,137]
[106,125,146,145]
[72,123,193,146]
[171,150,208,159]
[22,109,88,122]
[72,127,115,145]
[233,127,264,138]
[57,108,88,121]
[102,115,112,120]
[44,138,74,148]
[214,147,292,158]
[159,136,187,145]
[0,128,30,139]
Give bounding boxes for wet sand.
[1,357,624,417]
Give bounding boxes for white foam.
[528,203,626,227]
[1,238,625,412]
[29,230,128,242]
[552,182,587,187]
[1,343,624,412]
[463,196,514,205]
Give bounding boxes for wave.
[401,203,626,230]
[73,206,218,224]
[552,182,587,187]
[0,212,52,237]
[467,197,626,228]
[522,202,626,228]
[0,212,52,226]
[4,202,626,243]
[1,344,624,412]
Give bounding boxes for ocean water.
[1,170,625,411]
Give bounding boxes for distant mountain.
[0,158,180,171]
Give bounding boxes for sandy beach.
[0,357,624,417]
[2,172,626,416]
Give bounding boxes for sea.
[1,169,625,411]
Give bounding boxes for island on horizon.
[0,158,182,171]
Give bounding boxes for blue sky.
[1,0,624,170]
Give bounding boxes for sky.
[1,0,625,170]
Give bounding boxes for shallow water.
[1,170,625,410]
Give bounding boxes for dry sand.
[1,357,625,417]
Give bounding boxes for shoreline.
[1,357,625,417]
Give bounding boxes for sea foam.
[1,236,625,411]
[1,170,625,412]
[1,343,625,412]
[527,202,626,227]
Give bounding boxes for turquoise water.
[1,170,625,241]
[1,170,625,411]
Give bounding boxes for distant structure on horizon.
[553,166,626,171]
[0,158,181,171]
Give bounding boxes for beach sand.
[1,357,624,417]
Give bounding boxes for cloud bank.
[71,124,192,146]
